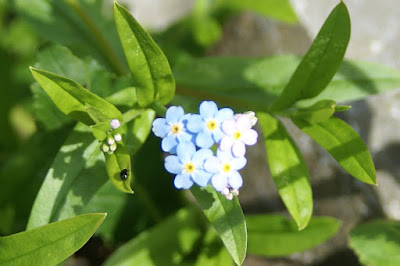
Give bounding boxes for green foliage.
[0,213,106,266]
[258,112,312,229]
[293,116,376,185]
[349,220,400,266]
[246,214,340,257]
[104,146,133,194]
[103,208,203,266]
[114,1,175,107]
[191,186,247,265]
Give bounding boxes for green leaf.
[174,56,400,111]
[104,146,133,194]
[30,67,123,125]
[288,99,336,123]
[270,2,350,111]
[125,109,155,154]
[190,185,247,265]
[103,208,203,266]
[105,87,137,108]
[85,103,109,124]
[113,2,175,106]
[220,0,298,24]
[195,227,233,266]
[0,213,106,266]
[349,220,400,266]
[293,116,376,185]
[258,112,312,229]
[14,0,127,75]
[27,123,107,230]
[90,122,110,141]
[246,214,340,257]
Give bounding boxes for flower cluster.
[101,119,123,154]
[152,101,258,200]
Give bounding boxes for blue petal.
[204,156,221,173]
[217,149,234,162]
[164,155,183,174]
[177,130,194,143]
[161,135,178,153]
[196,130,214,148]
[174,173,193,189]
[166,106,184,122]
[152,118,169,138]
[231,156,247,170]
[193,148,213,167]
[228,171,243,189]
[177,142,196,161]
[199,101,218,119]
[215,108,234,122]
[211,173,228,191]
[186,114,204,133]
[192,170,212,187]
[212,128,225,143]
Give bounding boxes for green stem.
[65,0,127,76]
[150,101,167,117]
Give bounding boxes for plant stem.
[65,0,127,76]
[150,101,167,117]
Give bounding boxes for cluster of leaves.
[1,0,400,265]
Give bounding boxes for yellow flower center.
[234,131,241,140]
[206,120,217,131]
[171,123,181,134]
[222,163,231,173]
[184,162,195,173]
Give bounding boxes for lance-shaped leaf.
[288,99,337,124]
[191,186,247,266]
[85,103,109,124]
[270,2,350,111]
[104,146,133,194]
[246,214,340,257]
[27,123,107,230]
[349,220,400,266]
[258,112,312,229]
[103,208,202,266]
[293,116,376,184]
[90,121,110,141]
[30,67,123,125]
[0,213,106,266]
[114,2,175,107]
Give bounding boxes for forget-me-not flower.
[152,106,193,154]
[204,149,247,192]
[186,101,234,148]
[164,142,213,189]
[220,114,258,157]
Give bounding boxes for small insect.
[120,169,129,181]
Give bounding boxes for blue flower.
[187,101,234,148]
[164,142,213,189]
[204,149,247,192]
[152,106,193,153]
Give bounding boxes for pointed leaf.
[103,208,202,266]
[258,112,312,229]
[104,146,133,194]
[293,116,376,184]
[114,2,175,106]
[0,213,106,266]
[246,214,340,257]
[289,99,336,123]
[85,103,109,123]
[270,2,350,111]
[27,123,107,230]
[30,67,123,125]
[90,121,110,141]
[349,220,400,266]
[190,185,247,265]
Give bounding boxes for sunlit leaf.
[0,213,106,266]
[191,185,247,265]
[258,112,312,229]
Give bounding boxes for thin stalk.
[66,0,127,76]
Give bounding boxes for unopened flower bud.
[110,143,117,152]
[110,119,120,129]
[107,150,113,155]
[231,189,239,196]
[225,193,233,200]
[245,111,258,126]
[221,187,230,196]
[107,136,115,145]
[102,144,110,153]
[114,133,122,142]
